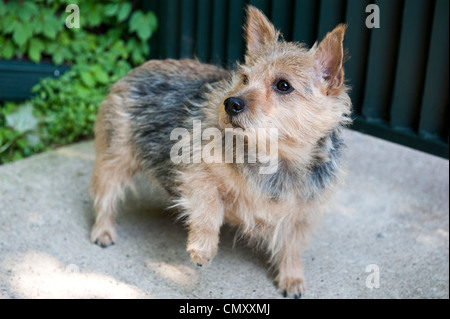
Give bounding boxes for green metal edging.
[0,60,69,101]
[351,116,449,159]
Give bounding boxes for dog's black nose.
[224,97,247,116]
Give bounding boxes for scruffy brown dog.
[91,6,351,298]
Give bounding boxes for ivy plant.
[0,0,158,164]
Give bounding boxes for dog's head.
[216,6,351,162]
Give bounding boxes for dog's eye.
[274,79,293,94]
[243,75,249,85]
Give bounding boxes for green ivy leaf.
[57,32,71,47]
[118,3,132,22]
[18,2,39,21]
[91,65,109,84]
[136,25,151,42]
[104,3,119,17]
[33,16,44,35]
[28,38,45,62]
[80,71,96,88]
[141,40,150,56]
[116,60,131,77]
[52,47,65,65]
[86,7,102,27]
[5,1,19,13]
[147,12,158,31]
[126,37,138,53]
[131,49,144,65]
[129,11,142,33]
[12,23,28,46]
[43,25,57,39]
[42,15,60,39]
[2,39,15,59]
[23,2,39,16]
[0,1,6,16]
[2,14,17,34]
[129,12,158,41]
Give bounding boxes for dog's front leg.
[178,173,224,267]
[274,221,312,298]
[187,212,222,267]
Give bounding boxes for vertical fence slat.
[344,0,372,113]
[211,0,228,65]
[179,0,196,59]
[248,0,272,16]
[317,0,346,41]
[227,0,246,67]
[143,0,161,60]
[196,0,213,62]
[390,0,434,131]
[160,0,180,59]
[292,0,320,46]
[419,0,449,140]
[362,0,403,122]
[271,0,294,40]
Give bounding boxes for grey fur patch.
[304,129,344,199]
[123,65,227,194]
[241,128,344,202]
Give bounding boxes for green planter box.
[0,60,69,102]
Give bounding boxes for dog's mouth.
[227,116,245,130]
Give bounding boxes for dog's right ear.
[245,6,279,56]
[313,24,347,96]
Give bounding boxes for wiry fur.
[90,6,351,298]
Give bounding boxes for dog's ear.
[313,24,347,95]
[245,6,278,55]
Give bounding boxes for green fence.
[144,0,449,159]
[1,0,447,158]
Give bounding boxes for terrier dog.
[90,6,351,298]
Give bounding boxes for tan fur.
[90,82,141,246]
[90,6,351,297]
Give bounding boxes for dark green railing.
[144,0,449,158]
[0,60,69,101]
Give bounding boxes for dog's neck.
[237,127,344,202]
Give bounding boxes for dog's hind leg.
[90,100,139,247]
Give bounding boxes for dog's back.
[95,59,229,193]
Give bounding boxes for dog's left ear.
[245,6,279,56]
[313,24,347,96]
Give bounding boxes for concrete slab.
[0,129,448,299]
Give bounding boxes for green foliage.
[0,0,158,164]
[0,0,156,64]
[0,102,45,162]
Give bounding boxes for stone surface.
[0,129,448,299]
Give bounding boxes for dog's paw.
[187,243,217,267]
[91,223,117,248]
[188,249,212,267]
[187,232,219,267]
[279,277,306,299]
